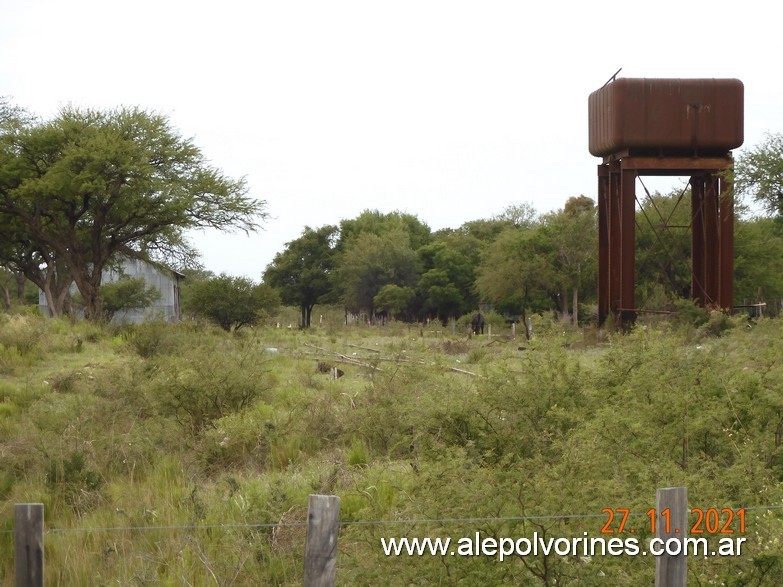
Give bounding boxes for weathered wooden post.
[655,487,688,587]
[303,494,340,587]
[15,503,44,587]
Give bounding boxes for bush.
[347,437,369,467]
[0,313,48,356]
[46,450,104,514]
[184,274,280,331]
[199,403,276,472]
[146,346,274,435]
[99,276,161,321]
[123,321,186,358]
[673,298,710,327]
[697,310,742,338]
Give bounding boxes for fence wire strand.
[0,504,780,536]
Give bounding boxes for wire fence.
[3,503,781,536]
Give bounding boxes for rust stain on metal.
[589,78,743,328]
[589,78,744,158]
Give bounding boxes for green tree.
[263,225,338,328]
[634,189,693,306]
[0,267,17,309]
[337,230,419,317]
[0,105,265,321]
[735,133,783,216]
[416,237,480,322]
[494,201,538,229]
[735,216,783,307]
[0,218,75,316]
[98,276,161,322]
[0,102,75,316]
[177,268,215,319]
[373,284,415,319]
[539,196,597,324]
[476,225,552,339]
[337,209,431,252]
[185,274,279,331]
[416,269,463,321]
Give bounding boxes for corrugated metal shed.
[38,257,182,323]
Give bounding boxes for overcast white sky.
[2,0,781,279]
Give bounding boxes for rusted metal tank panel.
[588,78,744,157]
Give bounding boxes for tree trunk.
[15,271,26,303]
[41,281,60,317]
[85,293,102,321]
[572,286,579,327]
[73,274,103,322]
[1,286,10,310]
[38,263,73,317]
[521,307,530,340]
[19,251,77,317]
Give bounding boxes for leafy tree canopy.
[416,238,479,321]
[373,284,415,319]
[337,229,419,315]
[735,216,783,304]
[185,274,279,331]
[263,225,339,327]
[539,196,597,321]
[0,103,266,320]
[337,209,431,251]
[476,224,554,336]
[95,276,161,322]
[634,189,693,305]
[735,133,783,216]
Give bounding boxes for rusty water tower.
[588,77,744,327]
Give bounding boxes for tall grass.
[1,310,782,584]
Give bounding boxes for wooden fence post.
[655,487,688,587]
[303,494,340,587]
[15,503,44,587]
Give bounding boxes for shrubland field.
[1,309,783,585]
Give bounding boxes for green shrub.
[673,297,710,327]
[71,320,107,343]
[48,370,81,392]
[99,276,161,321]
[0,345,24,374]
[0,401,17,419]
[466,347,488,364]
[184,274,280,331]
[146,347,274,435]
[46,450,104,514]
[697,309,741,338]
[123,321,182,357]
[347,437,369,467]
[0,313,48,356]
[199,403,276,472]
